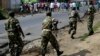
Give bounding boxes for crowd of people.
[19,1,87,14]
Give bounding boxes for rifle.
[78,19,84,24]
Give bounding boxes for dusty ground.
[21,12,100,56]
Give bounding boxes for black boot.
[68,30,71,34]
[71,35,75,39]
[88,31,94,36]
[42,54,45,56]
[57,51,63,56]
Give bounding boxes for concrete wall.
[0,0,21,9]
[10,0,21,9]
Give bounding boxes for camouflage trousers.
[69,21,77,38]
[41,30,59,55]
[87,17,94,35]
[8,35,24,56]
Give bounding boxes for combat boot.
[88,31,94,36]
[71,35,75,39]
[57,51,63,56]
[42,54,45,56]
[68,30,71,34]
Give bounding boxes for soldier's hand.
[78,19,82,21]
[22,35,25,39]
[59,21,62,23]
[78,20,83,24]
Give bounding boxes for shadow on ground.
[63,49,91,56]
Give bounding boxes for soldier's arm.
[77,12,81,21]
[76,12,83,23]
[93,6,96,13]
[18,25,25,38]
[5,23,7,30]
[16,19,25,38]
[42,23,44,30]
[4,20,9,31]
[87,8,91,15]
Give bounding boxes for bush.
[0,8,8,20]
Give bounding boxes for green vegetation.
[21,0,38,3]
[80,21,100,41]
[58,0,69,2]
[93,21,100,31]
[0,7,8,20]
[79,33,88,41]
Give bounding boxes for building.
[0,0,21,10]
[0,0,10,9]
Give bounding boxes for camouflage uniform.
[41,16,63,56]
[52,18,59,30]
[5,17,24,56]
[87,5,96,35]
[52,18,59,37]
[68,9,80,39]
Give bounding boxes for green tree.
[0,7,8,20]
[58,0,69,2]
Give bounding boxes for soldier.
[41,11,63,56]
[5,11,25,56]
[87,1,96,36]
[68,7,81,39]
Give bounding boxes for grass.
[80,21,100,41]
[79,33,88,41]
[0,7,9,19]
[93,21,100,31]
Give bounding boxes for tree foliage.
[58,0,69,2]
[0,7,7,20]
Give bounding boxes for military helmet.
[46,11,52,16]
[72,7,76,10]
[9,11,15,17]
[89,1,93,5]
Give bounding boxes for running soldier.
[87,1,96,35]
[68,7,81,39]
[41,11,63,56]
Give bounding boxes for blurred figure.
[34,3,38,13]
[76,1,80,10]
[50,2,54,12]
[52,18,59,30]
[97,0,100,11]
[45,2,49,11]
[87,1,96,36]
[72,2,76,9]
[5,12,25,56]
[29,4,33,15]
[69,2,73,9]
[52,18,60,37]
[68,7,81,39]
[41,11,63,56]
[56,2,60,11]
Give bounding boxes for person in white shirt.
[50,2,54,12]
[29,4,33,14]
[72,2,76,8]
[56,2,60,11]
[34,3,38,12]
[70,2,73,9]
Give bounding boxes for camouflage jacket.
[5,17,21,36]
[42,16,52,30]
[88,5,96,16]
[69,10,80,22]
